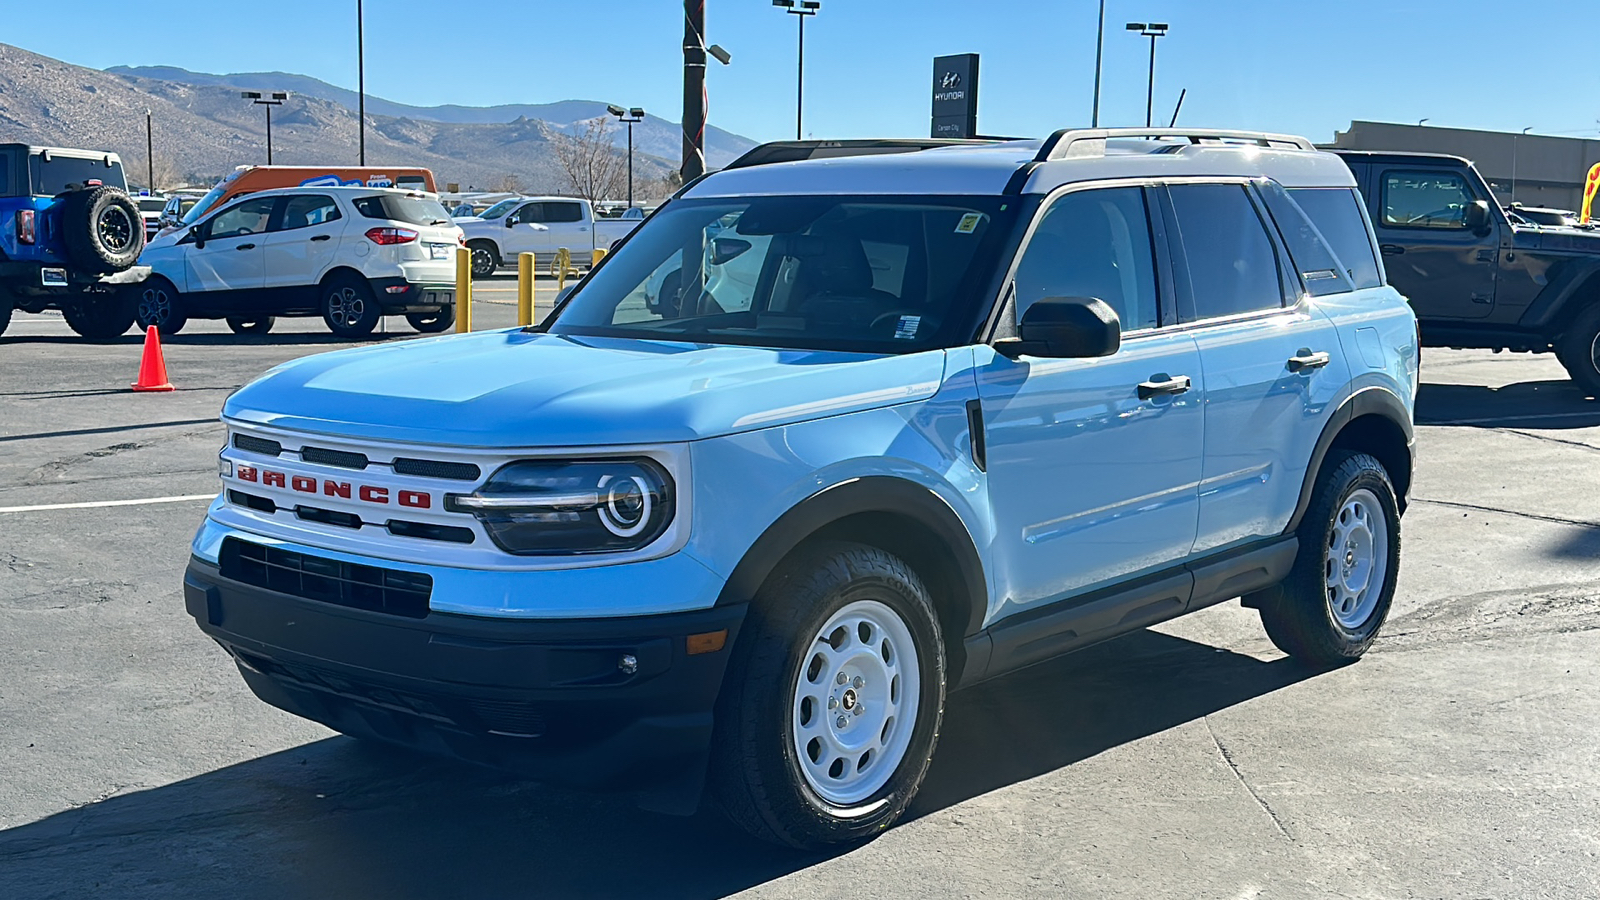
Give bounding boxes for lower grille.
[220,537,432,618]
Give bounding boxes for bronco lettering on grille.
[234,465,431,509]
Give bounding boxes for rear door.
[540,200,591,255]
[183,196,275,300]
[261,194,343,294]
[1369,167,1498,319]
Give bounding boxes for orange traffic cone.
[131,325,175,392]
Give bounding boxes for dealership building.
[1327,120,1600,212]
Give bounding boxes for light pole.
[144,108,154,191]
[357,0,366,165]
[1125,22,1168,129]
[608,105,645,210]
[1091,0,1106,127]
[241,91,288,164]
[1512,126,1531,204]
[772,0,820,140]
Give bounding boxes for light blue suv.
[185,128,1419,848]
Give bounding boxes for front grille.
[220,538,432,618]
[387,520,475,543]
[301,446,370,470]
[295,505,363,529]
[467,699,548,737]
[233,434,283,456]
[393,457,482,481]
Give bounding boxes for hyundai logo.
[940,72,961,89]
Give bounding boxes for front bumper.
[184,557,746,809]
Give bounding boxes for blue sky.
[7,0,1598,145]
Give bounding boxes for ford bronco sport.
[185,129,1418,848]
[0,143,148,339]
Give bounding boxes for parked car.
[186,128,1417,848]
[135,186,462,337]
[456,195,640,276]
[1333,150,1600,395]
[0,142,148,339]
[157,189,208,234]
[165,165,437,236]
[136,193,167,241]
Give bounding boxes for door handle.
[1470,292,1493,305]
[1379,244,1404,256]
[1287,350,1331,372]
[235,243,256,250]
[310,234,332,242]
[1137,374,1191,400]
[1475,248,1495,263]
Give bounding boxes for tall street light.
[1091,0,1106,127]
[1125,22,1168,128]
[357,0,366,165]
[241,91,288,164]
[607,105,645,210]
[144,108,154,191]
[772,0,820,140]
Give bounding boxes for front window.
[1380,171,1474,229]
[546,195,1016,353]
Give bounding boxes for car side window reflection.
[1380,171,1474,229]
[206,197,277,238]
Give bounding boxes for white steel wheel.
[790,598,921,806]
[1326,487,1388,631]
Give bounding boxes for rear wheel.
[406,307,454,333]
[1253,452,1401,665]
[0,290,12,338]
[62,294,136,340]
[1557,304,1600,397]
[711,541,946,849]
[226,316,275,335]
[133,278,187,336]
[467,241,499,278]
[321,274,381,339]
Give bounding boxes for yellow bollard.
[591,247,607,268]
[556,247,572,292]
[455,246,472,334]
[517,252,535,327]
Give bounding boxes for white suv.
[133,186,464,338]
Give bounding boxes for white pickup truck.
[455,196,642,276]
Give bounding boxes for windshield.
[181,186,228,225]
[478,199,520,219]
[546,195,1016,353]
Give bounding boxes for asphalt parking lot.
[2,295,1598,898]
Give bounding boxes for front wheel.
[1557,304,1600,397]
[1253,452,1401,665]
[133,278,187,336]
[711,541,946,849]
[406,307,455,333]
[226,316,275,335]
[321,275,381,339]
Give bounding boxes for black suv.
[1334,150,1600,394]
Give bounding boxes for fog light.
[618,654,639,675]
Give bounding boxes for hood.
[223,330,948,448]
[1514,225,1600,252]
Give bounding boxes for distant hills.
[0,42,756,195]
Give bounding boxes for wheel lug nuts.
[836,673,848,685]
[827,697,838,710]
[836,715,849,729]
[851,676,864,688]
[853,705,863,716]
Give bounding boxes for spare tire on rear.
[60,186,145,273]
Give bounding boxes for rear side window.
[280,195,342,229]
[353,194,451,226]
[1288,188,1382,289]
[1166,183,1285,320]
[29,154,126,196]
[1379,171,1474,229]
[1258,182,1354,297]
[1012,186,1159,331]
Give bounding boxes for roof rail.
[723,138,996,171]
[1035,128,1317,162]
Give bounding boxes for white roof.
[684,131,1354,199]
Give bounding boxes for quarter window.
[1167,183,1285,320]
[279,195,341,230]
[206,197,277,238]
[1380,171,1474,229]
[1259,182,1354,297]
[1288,187,1382,289]
[1012,187,1159,331]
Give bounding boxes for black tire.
[132,277,187,336]
[1556,304,1600,397]
[406,307,455,333]
[467,241,499,278]
[60,186,145,273]
[226,316,275,335]
[61,294,136,340]
[710,541,946,849]
[321,274,381,339]
[1253,452,1401,666]
[0,290,12,338]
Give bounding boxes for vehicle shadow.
[1415,379,1600,428]
[0,629,1314,900]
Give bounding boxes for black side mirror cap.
[1465,199,1492,233]
[505,217,516,228]
[995,296,1121,360]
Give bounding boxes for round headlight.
[448,458,674,555]
[599,474,651,537]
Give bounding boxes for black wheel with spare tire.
[1251,451,1401,666]
[61,293,136,340]
[132,277,187,336]
[1556,303,1600,398]
[321,273,381,339]
[226,316,275,335]
[710,540,946,849]
[60,185,145,273]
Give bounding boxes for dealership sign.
[931,53,979,139]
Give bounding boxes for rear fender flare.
[1285,386,1414,534]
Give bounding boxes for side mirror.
[191,227,206,249]
[554,284,577,306]
[995,296,1121,360]
[504,217,516,228]
[1465,200,1491,233]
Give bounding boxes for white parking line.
[0,494,214,514]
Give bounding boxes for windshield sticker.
[893,315,922,340]
[954,213,984,234]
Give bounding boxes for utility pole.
[681,0,707,182]
[144,109,154,190]
[1091,0,1105,127]
[357,0,366,165]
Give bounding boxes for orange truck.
[160,166,436,234]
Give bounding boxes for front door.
[184,196,274,300]
[504,202,554,258]
[1370,167,1498,320]
[977,185,1203,620]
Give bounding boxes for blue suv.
[184,129,1418,848]
[0,143,149,339]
